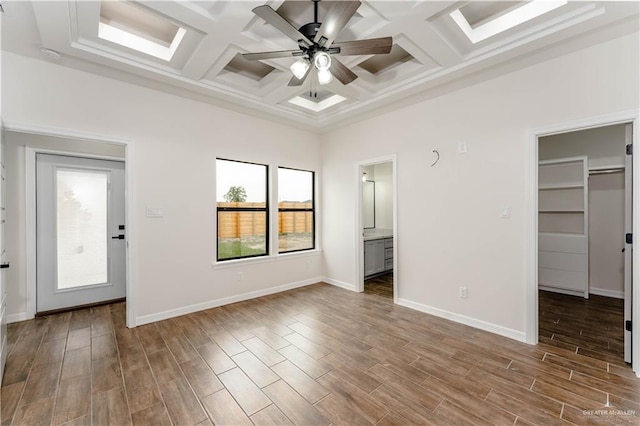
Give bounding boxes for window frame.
[277,166,316,254]
[216,158,269,262]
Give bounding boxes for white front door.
[36,154,126,313]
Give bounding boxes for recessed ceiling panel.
[288,92,347,113]
[459,2,524,28]
[299,89,335,103]
[450,0,569,44]
[357,44,415,75]
[276,1,362,31]
[100,1,179,46]
[98,1,186,61]
[223,53,276,81]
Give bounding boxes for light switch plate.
[146,206,164,218]
[458,142,468,153]
[500,207,511,218]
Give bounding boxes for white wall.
[540,125,627,298]
[321,32,639,338]
[2,52,322,324]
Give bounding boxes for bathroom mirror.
[363,180,375,229]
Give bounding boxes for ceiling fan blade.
[330,58,358,85]
[314,1,361,47]
[333,37,393,56]
[242,50,303,61]
[253,5,312,46]
[288,66,312,86]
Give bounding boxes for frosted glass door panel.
[56,169,108,289]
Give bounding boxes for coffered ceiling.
[2,1,639,132]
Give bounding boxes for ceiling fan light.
[314,52,331,71]
[317,69,333,85]
[290,59,310,79]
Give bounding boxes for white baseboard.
[6,312,31,324]
[590,287,624,299]
[539,285,588,299]
[321,277,357,292]
[397,298,526,343]
[135,277,322,326]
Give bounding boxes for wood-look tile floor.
[364,273,393,298]
[539,290,626,364]
[2,284,639,425]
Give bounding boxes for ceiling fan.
[242,0,392,87]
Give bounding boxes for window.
[278,167,315,253]
[216,159,268,261]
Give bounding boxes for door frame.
[355,154,398,303]
[5,122,137,328]
[525,110,639,377]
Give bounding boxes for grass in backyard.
[218,238,266,260]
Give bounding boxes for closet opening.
[537,123,632,365]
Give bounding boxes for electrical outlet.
[459,286,468,298]
[237,272,243,281]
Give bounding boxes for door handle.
[111,235,125,240]
[0,262,9,269]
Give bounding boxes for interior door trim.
[354,155,398,303]
[525,109,639,378]
[5,120,137,328]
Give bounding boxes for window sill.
[277,249,322,260]
[212,249,321,269]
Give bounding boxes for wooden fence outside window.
[217,202,312,238]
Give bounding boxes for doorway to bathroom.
[356,155,397,302]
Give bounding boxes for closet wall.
[539,124,627,298]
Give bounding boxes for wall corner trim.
[6,313,32,324]
[135,277,323,327]
[321,277,357,292]
[396,298,527,343]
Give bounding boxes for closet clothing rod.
[589,166,625,175]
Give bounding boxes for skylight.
[450,0,568,44]
[288,94,346,112]
[99,1,186,61]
